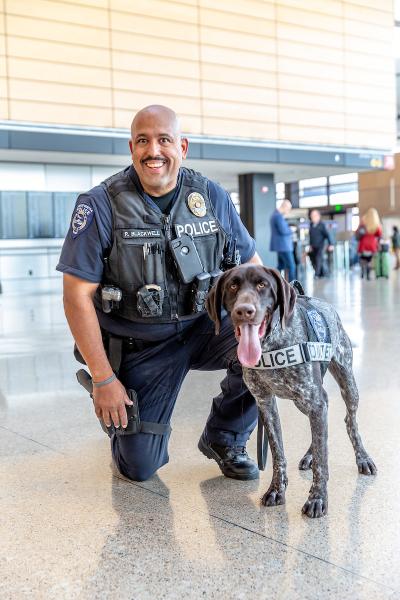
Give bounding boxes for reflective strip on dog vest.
[251,342,333,370]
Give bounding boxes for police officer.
[57,105,262,482]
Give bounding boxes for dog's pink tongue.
[237,324,262,367]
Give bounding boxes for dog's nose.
[233,303,256,319]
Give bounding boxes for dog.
[206,264,377,518]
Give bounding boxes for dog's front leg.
[256,394,288,507]
[300,392,329,518]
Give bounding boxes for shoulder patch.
[71,203,94,238]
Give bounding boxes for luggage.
[374,251,390,278]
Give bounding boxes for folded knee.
[118,460,159,482]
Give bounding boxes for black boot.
[198,433,259,480]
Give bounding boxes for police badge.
[187,192,206,218]
[71,203,94,238]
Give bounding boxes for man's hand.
[328,245,334,252]
[93,378,133,429]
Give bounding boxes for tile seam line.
[116,476,398,594]
[0,424,66,455]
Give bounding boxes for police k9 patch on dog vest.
[251,342,333,370]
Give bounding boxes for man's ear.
[129,139,133,154]
[264,267,296,329]
[180,137,189,160]
[205,272,229,334]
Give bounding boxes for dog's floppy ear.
[205,271,229,334]
[265,267,296,329]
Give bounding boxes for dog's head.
[206,264,296,367]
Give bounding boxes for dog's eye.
[230,283,238,291]
[257,282,265,289]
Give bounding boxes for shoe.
[198,433,259,480]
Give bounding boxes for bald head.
[128,104,188,197]
[131,105,181,139]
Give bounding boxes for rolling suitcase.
[374,248,390,279]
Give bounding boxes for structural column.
[238,173,276,267]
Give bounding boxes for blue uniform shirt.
[57,165,256,339]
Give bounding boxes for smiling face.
[129,105,188,197]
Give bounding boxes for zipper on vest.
[162,214,172,240]
[162,214,179,320]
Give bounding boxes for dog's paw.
[261,488,286,507]
[298,453,313,471]
[357,456,377,476]
[302,496,328,518]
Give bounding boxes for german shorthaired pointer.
[206,264,376,518]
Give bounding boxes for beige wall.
[0,0,396,149]
[359,155,400,219]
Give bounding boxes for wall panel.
[9,100,112,127]
[201,27,276,55]
[200,0,275,20]
[8,57,112,88]
[111,11,197,42]
[0,0,396,150]
[6,15,109,48]
[6,0,108,27]
[7,37,111,68]
[202,81,277,105]
[111,31,199,61]
[111,0,198,23]
[200,8,275,36]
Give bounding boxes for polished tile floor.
[1,270,400,599]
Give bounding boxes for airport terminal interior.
[1,0,400,598]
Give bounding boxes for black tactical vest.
[94,167,227,323]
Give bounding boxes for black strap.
[140,422,171,435]
[108,336,123,374]
[257,412,269,471]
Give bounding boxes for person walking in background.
[391,226,400,270]
[308,209,334,278]
[269,199,296,282]
[356,207,382,280]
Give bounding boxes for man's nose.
[232,303,256,320]
[148,139,161,156]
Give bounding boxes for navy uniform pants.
[111,314,258,481]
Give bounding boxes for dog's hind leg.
[329,356,377,476]
[256,394,288,507]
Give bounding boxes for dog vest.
[251,295,332,373]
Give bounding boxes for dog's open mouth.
[235,318,267,368]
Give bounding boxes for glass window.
[329,173,358,185]
[0,192,28,239]
[276,182,285,200]
[54,193,77,238]
[28,192,54,238]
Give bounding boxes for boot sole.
[198,436,259,481]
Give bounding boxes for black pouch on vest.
[137,284,164,317]
[169,233,203,284]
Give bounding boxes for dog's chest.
[243,314,313,400]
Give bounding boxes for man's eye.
[160,137,171,143]
[137,139,147,144]
[230,283,238,291]
[257,282,265,289]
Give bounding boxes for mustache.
[141,156,167,163]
